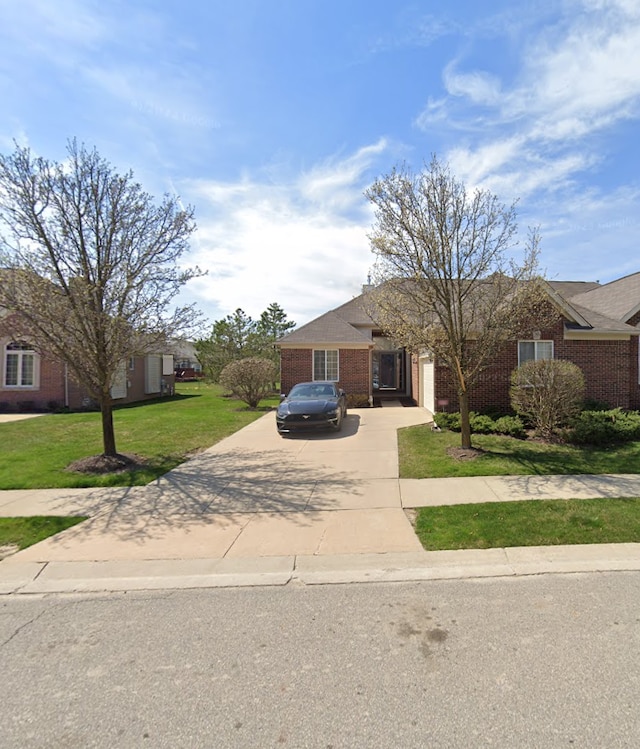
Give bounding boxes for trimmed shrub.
[581,398,612,412]
[346,393,370,408]
[469,413,496,435]
[494,415,526,439]
[566,409,640,446]
[219,357,277,409]
[433,411,525,439]
[511,359,585,439]
[434,412,461,431]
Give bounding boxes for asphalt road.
[1,573,639,748]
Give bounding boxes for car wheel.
[333,413,343,432]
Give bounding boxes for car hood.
[279,398,337,414]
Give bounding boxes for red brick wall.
[0,355,67,412]
[280,349,312,394]
[337,349,370,395]
[432,316,636,413]
[279,348,370,396]
[1,350,175,412]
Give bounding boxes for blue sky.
[1,0,639,327]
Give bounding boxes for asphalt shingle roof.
[565,272,640,322]
[278,309,372,345]
[279,273,640,346]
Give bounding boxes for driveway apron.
[10,406,432,563]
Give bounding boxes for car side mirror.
[280,394,286,401]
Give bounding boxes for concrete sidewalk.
[1,407,640,593]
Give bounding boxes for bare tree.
[366,156,550,449]
[0,140,202,462]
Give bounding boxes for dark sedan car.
[276,381,347,434]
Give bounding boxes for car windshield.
[289,384,335,399]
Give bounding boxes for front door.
[373,351,404,391]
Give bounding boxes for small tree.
[195,308,258,381]
[0,140,201,459]
[219,357,277,409]
[196,303,295,384]
[255,302,296,386]
[366,155,552,449]
[510,359,585,439]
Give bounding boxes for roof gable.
[277,310,372,346]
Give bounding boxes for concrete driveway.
[7,405,433,563]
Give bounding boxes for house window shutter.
[145,356,162,393]
[110,361,128,399]
[162,355,174,376]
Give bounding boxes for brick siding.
[0,349,174,412]
[279,348,370,396]
[432,316,637,413]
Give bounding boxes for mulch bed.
[66,453,149,475]
[446,446,484,461]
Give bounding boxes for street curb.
[2,544,639,594]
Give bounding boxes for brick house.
[277,274,640,413]
[0,312,176,413]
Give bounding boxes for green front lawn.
[403,426,640,549]
[399,425,640,478]
[0,516,87,551]
[0,383,279,489]
[414,498,640,550]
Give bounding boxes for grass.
[414,498,640,550]
[0,382,279,489]
[0,516,87,551]
[399,424,640,478]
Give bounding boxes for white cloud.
[443,63,503,106]
[0,0,110,67]
[416,0,640,200]
[298,139,388,209]
[182,143,387,325]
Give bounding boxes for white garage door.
[420,357,435,413]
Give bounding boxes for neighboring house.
[0,312,175,412]
[277,274,640,413]
[171,340,203,381]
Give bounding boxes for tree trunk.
[459,389,472,450]
[100,397,117,457]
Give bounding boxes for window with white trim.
[4,342,38,388]
[313,350,339,381]
[518,340,553,366]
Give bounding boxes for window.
[518,340,553,366]
[4,342,37,387]
[313,350,339,381]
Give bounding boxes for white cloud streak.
[182,143,387,325]
[416,0,640,198]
